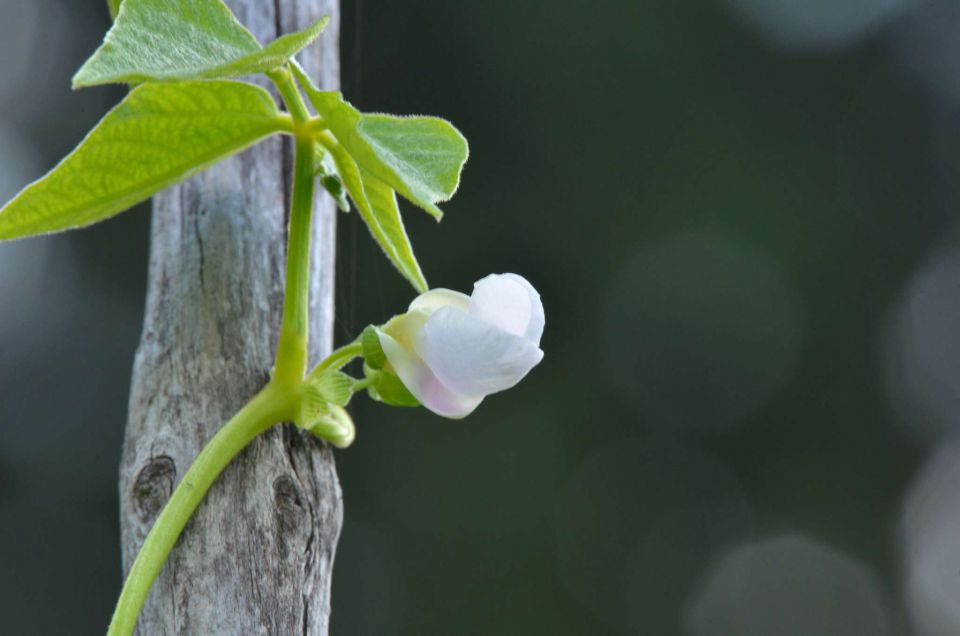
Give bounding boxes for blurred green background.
[5,0,960,634]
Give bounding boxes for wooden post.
[119,1,342,633]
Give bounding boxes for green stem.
[351,376,374,392]
[107,384,295,636]
[108,69,328,635]
[308,340,362,380]
[272,67,318,386]
[269,68,311,124]
[274,133,317,385]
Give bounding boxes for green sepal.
[364,363,420,408]
[108,0,122,20]
[74,0,329,87]
[361,326,387,370]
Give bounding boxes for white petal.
[469,273,545,345]
[377,329,484,419]
[382,310,429,350]
[417,306,544,396]
[409,287,470,315]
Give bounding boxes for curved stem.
[351,376,374,392]
[308,340,362,380]
[107,384,295,636]
[110,66,331,636]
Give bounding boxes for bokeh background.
[5,0,960,634]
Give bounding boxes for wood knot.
[132,456,176,523]
[274,475,307,519]
[273,475,312,557]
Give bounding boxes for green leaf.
[321,135,429,293]
[108,0,122,21]
[359,170,429,292]
[0,81,287,240]
[292,64,468,220]
[358,115,469,218]
[74,0,328,87]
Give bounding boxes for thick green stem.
[107,385,296,636]
[109,71,327,635]
[272,69,318,386]
[274,134,317,384]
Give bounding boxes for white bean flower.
[376,273,545,418]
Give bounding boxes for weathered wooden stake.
[120,1,342,632]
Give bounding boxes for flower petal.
[409,287,470,315]
[377,328,484,419]
[417,306,544,396]
[469,273,545,345]
[382,310,429,350]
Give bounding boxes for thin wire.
[335,0,363,348]
[348,0,361,343]
[334,0,364,387]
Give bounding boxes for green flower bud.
[301,403,355,449]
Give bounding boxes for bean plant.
[0,1,545,633]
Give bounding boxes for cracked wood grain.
[120,1,342,633]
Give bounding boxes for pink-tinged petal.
[377,329,484,419]
[409,287,470,315]
[469,273,545,345]
[417,306,544,396]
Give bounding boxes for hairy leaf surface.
[359,169,428,292]
[293,64,468,220]
[321,136,429,292]
[0,81,287,240]
[75,0,328,86]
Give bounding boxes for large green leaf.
[358,115,469,217]
[0,81,287,240]
[320,135,429,293]
[74,0,328,87]
[107,0,122,20]
[292,64,468,220]
[359,169,429,292]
